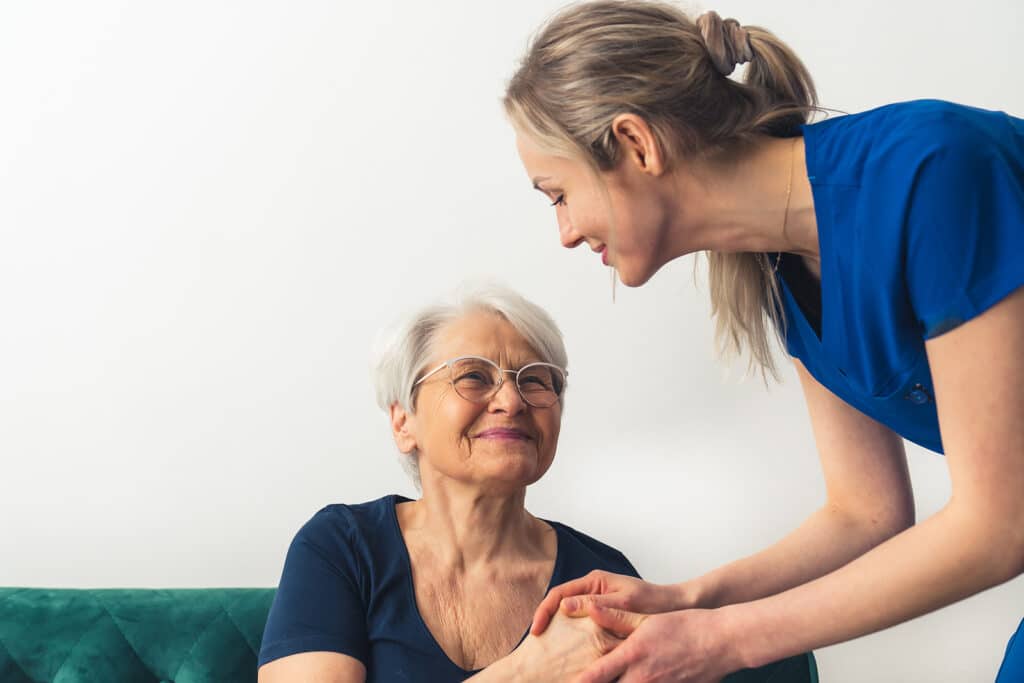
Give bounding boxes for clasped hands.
[513,570,739,683]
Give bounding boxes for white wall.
[1,1,1021,680]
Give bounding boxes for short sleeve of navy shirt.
[782,100,1024,453]
[257,495,639,681]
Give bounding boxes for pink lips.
[475,428,531,441]
[601,246,608,266]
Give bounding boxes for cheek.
[538,414,562,452]
[610,198,649,245]
[420,393,480,448]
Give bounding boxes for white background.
[2,1,1022,680]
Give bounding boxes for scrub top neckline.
[789,126,846,365]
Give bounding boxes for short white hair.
[371,282,569,488]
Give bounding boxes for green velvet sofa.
[1,587,818,682]
[0,588,274,683]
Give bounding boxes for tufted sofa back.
[0,588,274,683]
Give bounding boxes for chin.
[616,266,656,287]
[478,452,553,488]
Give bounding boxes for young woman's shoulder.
[803,99,1022,186]
[810,100,1021,155]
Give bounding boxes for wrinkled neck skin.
[663,135,820,274]
[397,473,551,573]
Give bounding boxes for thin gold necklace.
[761,136,797,276]
[781,136,796,246]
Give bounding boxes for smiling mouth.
[475,428,532,441]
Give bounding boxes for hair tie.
[696,10,754,76]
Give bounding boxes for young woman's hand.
[530,570,687,635]
[569,605,740,683]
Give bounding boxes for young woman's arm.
[714,286,1024,667]
[532,354,915,631]
[573,287,1024,682]
[680,354,915,609]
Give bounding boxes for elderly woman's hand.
[509,609,624,682]
[530,570,687,635]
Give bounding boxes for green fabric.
[0,587,819,682]
[0,588,274,683]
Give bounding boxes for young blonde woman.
[505,2,1024,681]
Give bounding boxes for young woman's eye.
[550,194,566,207]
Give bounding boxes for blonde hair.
[504,0,818,378]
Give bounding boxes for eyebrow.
[531,176,552,190]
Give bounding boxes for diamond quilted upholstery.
[0,588,275,683]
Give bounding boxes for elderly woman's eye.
[455,371,493,386]
[520,370,557,392]
[520,375,551,389]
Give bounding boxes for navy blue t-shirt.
[780,100,1024,453]
[258,495,640,680]
[259,495,816,681]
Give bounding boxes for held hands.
[511,609,623,682]
[530,570,687,636]
[566,605,740,683]
[527,571,741,682]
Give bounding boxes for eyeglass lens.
[448,357,564,407]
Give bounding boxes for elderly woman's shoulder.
[545,518,642,580]
[287,494,404,560]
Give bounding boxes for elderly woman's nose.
[489,378,527,413]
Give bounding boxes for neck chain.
[760,136,797,277]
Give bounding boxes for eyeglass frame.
[412,355,568,408]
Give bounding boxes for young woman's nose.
[558,217,585,249]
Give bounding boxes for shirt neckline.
[785,127,840,356]
[386,493,564,675]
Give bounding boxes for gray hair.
[371,282,569,488]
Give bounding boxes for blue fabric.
[782,99,1024,454]
[257,495,640,681]
[996,618,1024,682]
[785,99,1024,676]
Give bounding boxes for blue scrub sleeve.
[258,511,369,667]
[904,120,1024,338]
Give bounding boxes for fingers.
[572,647,631,683]
[585,604,646,639]
[531,573,604,635]
[561,593,612,617]
[530,590,565,635]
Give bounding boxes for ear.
[389,403,418,454]
[610,113,666,176]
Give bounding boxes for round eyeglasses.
[413,356,567,408]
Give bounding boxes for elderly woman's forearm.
[683,501,911,609]
[465,651,524,682]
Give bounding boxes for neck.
[399,479,547,571]
[666,135,819,264]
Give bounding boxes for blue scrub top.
[780,100,1024,453]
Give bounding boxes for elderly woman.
[257,284,812,682]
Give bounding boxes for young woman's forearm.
[723,501,1024,669]
[679,500,911,609]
